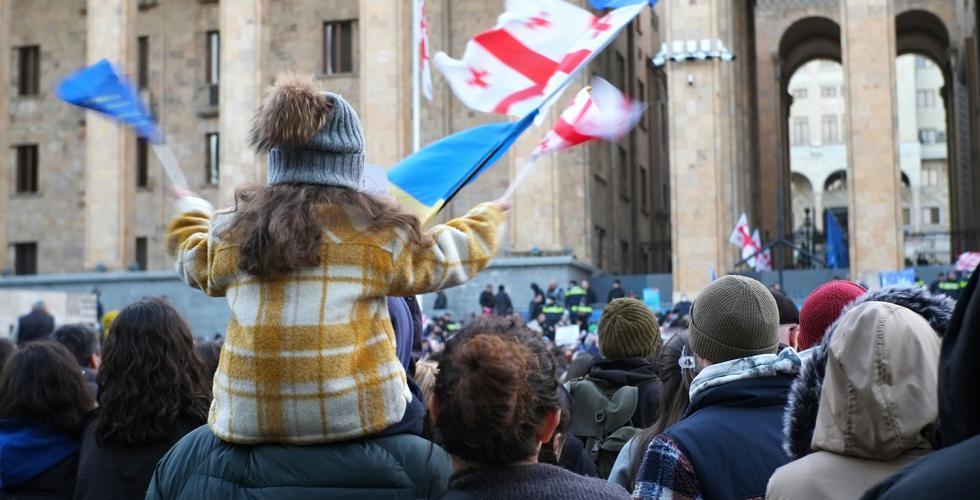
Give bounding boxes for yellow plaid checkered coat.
[167,196,503,444]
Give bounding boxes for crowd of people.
[1,73,978,499]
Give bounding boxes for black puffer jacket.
[587,358,661,428]
[782,286,953,459]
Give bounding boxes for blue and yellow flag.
[388,110,538,224]
[57,59,160,141]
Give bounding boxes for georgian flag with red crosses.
[433,0,647,117]
[532,77,644,156]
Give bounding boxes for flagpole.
[501,154,540,201]
[151,142,188,188]
[411,0,421,153]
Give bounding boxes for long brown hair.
[0,341,95,436]
[219,183,432,277]
[96,298,211,446]
[628,331,694,489]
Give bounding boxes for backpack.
[566,377,640,479]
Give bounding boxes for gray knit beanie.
[689,275,779,363]
[598,298,661,360]
[250,73,364,189]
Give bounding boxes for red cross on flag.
[730,213,752,249]
[532,77,644,156]
[433,0,646,117]
[416,0,434,100]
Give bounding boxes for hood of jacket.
[783,286,952,459]
[811,301,940,460]
[588,357,659,387]
[0,419,79,489]
[689,347,801,403]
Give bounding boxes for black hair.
[51,324,99,368]
[0,341,94,435]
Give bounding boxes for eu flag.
[57,59,161,141]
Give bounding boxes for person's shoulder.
[541,464,631,499]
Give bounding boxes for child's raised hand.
[169,185,197,199]
[492,197,512,212]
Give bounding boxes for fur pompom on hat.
[249,73,365,189]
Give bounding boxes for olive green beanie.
[689,275,779,363]
[598,298,662,360]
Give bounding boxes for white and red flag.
[433,0,646,117]
[533,77,644,156]
[729,213,752,249]
[752,229,772,272]
[416,0,434,100]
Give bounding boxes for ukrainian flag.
[388,110,538,225]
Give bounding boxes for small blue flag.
[388,110,538,224]
[590,0,657,9]
[826,210,849,269]
[57,59,161,142]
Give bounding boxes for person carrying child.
[167,73,507,445]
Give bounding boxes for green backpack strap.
[567,378,639,455]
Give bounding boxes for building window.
[15,145,39,193]
[791,117,809,145]
[637,79,646,130]
[205,31,220,107]
[821,114,839,144]
[594,226,606,270]
[618,145,629,198]
[323,21,355,75]
[206,133,220,185]
[620,240,630,274]
[12,242,37,275]
[17,46,40,96]
[918,128,937,144]
[791,88,807,100]
[902,207,911,226]
[915,55,927,68]
[820,86,836,98]
[137,36,150,89]
[135,237,148,271]
[923,207,941,225]
[136,138,149,188]
[916,90,936,108]
[639,166,649,213]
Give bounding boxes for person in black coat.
[494,285,514,316]
[75,299,210,500]
[478,285,495,313]
[15,301,55,346]
[607,280,626,303]
[862,270,980,500]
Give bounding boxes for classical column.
[218,0,267,205]
[840,0,903,279]
[665,0,748,297]
[0,1,9,272]
[84,0,131,271]
[359,0,410,167]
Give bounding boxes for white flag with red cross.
[752,229,772,272]
[433,0,646,117]
[730,213,751,249]
[532,77,644,156]
[416,0,434,100]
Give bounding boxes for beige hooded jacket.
[767,301,941,500]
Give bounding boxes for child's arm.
[166,196,230,297]
[389,202,505,296]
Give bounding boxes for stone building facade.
[0,0,671,278]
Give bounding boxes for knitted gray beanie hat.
[250,73,364,189]
[689,275,780,363]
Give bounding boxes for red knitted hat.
[797,280,866,351]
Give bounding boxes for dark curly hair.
[95,298,211,446]
[432,315,559,466]
[0,341,94,436]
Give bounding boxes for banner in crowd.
[880,268,916,288]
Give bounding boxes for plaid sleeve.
[388,202,503,296]
[633,434,702,500]
[166,196,231,297]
